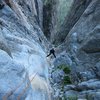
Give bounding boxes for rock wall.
[1,0,100,99]
[65,0,100,82]
[51,0,100,99]
[43,0,73,42]
[53,0,92,44]
[0,0,51,99]
[50,0,73,43]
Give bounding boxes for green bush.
[59,95,78,100]
[58,64,71,74]
[67,96,78,100]
[62,75,72,85]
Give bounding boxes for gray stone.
[0,50,33,99]
[81,32,100,53]
[75,79,100,91]
[65,90,78,99]
[52,69,64,83]
[0,0,52,100]
[94,62,100,78]
[64,85,76,91]
[53,52,72,68]
[48,0,100,100]
[78,71,96,81]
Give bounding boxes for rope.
[2,72,37,100]
[17,73,37,100]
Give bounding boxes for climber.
[0,3,4,9]
[39,38,42,43]
[47,48,56,58]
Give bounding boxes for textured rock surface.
[0,0,100,100]
[50,0,100,100]
[43,0,73,41]
[0,50,33,100]
[54,0,92,44]
[0,0,51,100]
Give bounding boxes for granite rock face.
[50,0,100,99]
[0,0,100,100]
[54,0,92,44]
[65,0,100,75]
[43,0,73,42]
[0,50,33,100]
[0,0,51,100]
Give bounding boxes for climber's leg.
[47,53,51,57]
[52,52,56,58]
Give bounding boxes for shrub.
[58,64,71,74]
[62,75,72,85]
[67,96,78,100]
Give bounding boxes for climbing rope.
[17,72,37,100]
[2,72,37,100]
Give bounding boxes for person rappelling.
[0,3,4,9]
[46,47,56,58]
